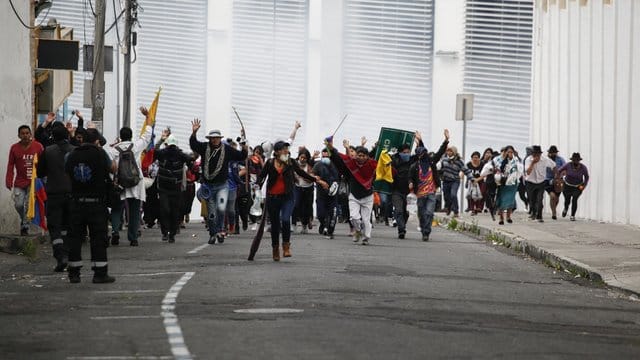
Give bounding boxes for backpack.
[116,144,141,188]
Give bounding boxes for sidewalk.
[436,211,640,296]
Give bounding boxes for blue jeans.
[205,182,229,235]
[266,194,295,247]
[12,187,30,230]
[442,180,460,214]
[417,194,437,236]
[111,198,141,242]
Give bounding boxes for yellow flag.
[26,153,38,220]
[141,87,162,135]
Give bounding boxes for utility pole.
[92,0,106,128]
[122,0,133,127]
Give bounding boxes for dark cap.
[547,145,559,153]
[273,140,290,151]
[531,145,543,154]
[570,152,582,161]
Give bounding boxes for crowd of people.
[5,112,591,279]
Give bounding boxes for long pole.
[92,0,106,126]
[122,0,132,127]
[460,99,467,216]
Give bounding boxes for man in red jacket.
[5,125,44,235]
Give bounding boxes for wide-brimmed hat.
[531,145,543,154]
[570,152,582,161]
[205,129,223,138]
[547,145,559,153]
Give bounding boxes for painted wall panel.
[533,0,640,226]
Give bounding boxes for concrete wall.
[532,0,640,225]
[0,1,33,233]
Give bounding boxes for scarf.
[203,144,226,182]
[342,154,377,190]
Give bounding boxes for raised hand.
[342,139,350,149]
[139,106,149,117]
[191,118,201,134]
[444,129,450,141]
[414,130,422,143]
[294,120,302,129]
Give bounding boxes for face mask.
[279,154,289,162]
[321,157,331,165]
[399,153,411,162]
[299,158,307,165]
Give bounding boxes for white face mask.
[279,154,290,162]
[321,157,331,165]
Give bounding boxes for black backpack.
[116,144,141,188]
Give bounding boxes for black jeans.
[68,201,109,268]
[391,191,409,233]
[293,186,314,226]
[316,193,337,235]
[159,191,182,236]
[143,184,159,226]
[563,186,583,217]
[236,192,251,230]
[526,181,547,219]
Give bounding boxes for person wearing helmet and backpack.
[109,107,153,246]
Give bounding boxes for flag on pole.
[140,87,162,171]
[27,154,48,231]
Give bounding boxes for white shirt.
[109,126,152,201]
[524,155,556,184]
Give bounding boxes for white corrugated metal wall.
[532,0,640,225]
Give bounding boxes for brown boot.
[282,242,291,257]
[272,246,280,261]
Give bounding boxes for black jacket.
[38,140,76,194]
[189,135,247,185]
[257,158,317,196]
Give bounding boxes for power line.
[9,0,53,30]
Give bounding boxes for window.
[342,0,435,143]
[464,0,534,153]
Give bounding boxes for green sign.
[373,127,415,194]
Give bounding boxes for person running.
[313,148,340,239]
[292,148,315,234]
[256,141,328,261]
[440,145,465,217]
[490,145,523,225]
[465,151,485,216]
[389,132,424,238]
[545,145,566,220]
[524,145,557,222]
[189,119,248,244]
[557,153,589,221]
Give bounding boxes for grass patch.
[20,239,38,261]
[447,218,459,231]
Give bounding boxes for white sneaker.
[293,224,299,233]
[417,226,422,232]
[250,224,258,231]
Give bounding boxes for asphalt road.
[1,218,639,360]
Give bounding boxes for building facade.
[532,0,640,225]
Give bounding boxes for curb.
[434,215,640,296]
[0,233,48,257]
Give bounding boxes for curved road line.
[161,272,195,360]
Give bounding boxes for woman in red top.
[256,141,328,261]
[5,125,44,235]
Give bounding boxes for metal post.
[460,98,467,215]
[92,0,106,125]
[122,0,132,128]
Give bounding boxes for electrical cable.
[87,0,97,17]
[9,0,53,29]
[105,9,124,35]
[110,0,122,45]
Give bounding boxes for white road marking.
[67,357,174,360]
[94,290,165,294]
[233,308,305,314]
[90,315,161,320]
[187,243,209,254]
[162,272,195,360]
